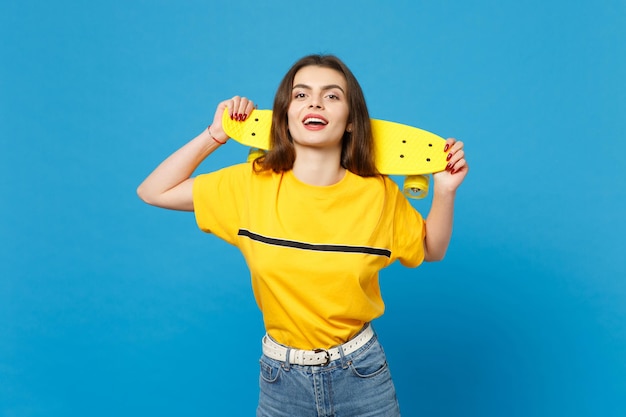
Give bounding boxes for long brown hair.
[255,54,378,177]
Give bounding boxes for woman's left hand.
[432,138,468,193]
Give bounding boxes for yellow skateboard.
[222,109,448,199]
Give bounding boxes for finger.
[450,149,465,165]
[235,97,250,121]
[446,140,464,155]
[243,100,256,120]
[450,159,468,175]
[232,97,255,121]
[447,150,465,171]
[445,140,464,168]
[229,96,242,119]
[443,138,456,152]
[236,97,250,121]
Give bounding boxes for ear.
[346,122,353,133]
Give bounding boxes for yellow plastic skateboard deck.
[222,109,448,198]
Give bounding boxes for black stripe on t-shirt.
[237,229,391,258]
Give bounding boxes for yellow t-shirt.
[193,162,425,349]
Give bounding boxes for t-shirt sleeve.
[192,163,249,246]
[389,183,426,268]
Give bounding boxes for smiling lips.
[303,114,328,130]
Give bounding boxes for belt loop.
[338,343,349,369]
[283,347,291,371]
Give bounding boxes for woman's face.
[287,65,351,150]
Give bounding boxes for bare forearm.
[424,188,456,262]
[136,128,220,210]
[422,138,468,261]
[137,96,255,211]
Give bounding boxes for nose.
[309,95,324,109]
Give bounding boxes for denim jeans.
[257,332,401,417]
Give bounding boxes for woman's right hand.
[209,96,256,143]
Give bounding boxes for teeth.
[304,118,327,125]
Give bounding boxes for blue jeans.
[257,332,401,417]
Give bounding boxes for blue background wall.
[2,0,625,415]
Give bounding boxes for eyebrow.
[292,83,346,94]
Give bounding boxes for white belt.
[262,324,375,366]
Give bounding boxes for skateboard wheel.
[403,175,429,199]
[247,148,266,163]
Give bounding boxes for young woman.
[138,54,467,416]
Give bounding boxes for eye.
[326,93,340,100]
[293,92,306,99]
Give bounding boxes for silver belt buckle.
[313,348,330,366]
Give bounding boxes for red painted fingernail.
[446,163,452,170]
[230,113,234,120]
[444,144,450,152]
[446,153,452,161]
[243,113,248,120]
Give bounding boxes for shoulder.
[195,162,256,182]
[193,162,280,194]
[193,163,248,195]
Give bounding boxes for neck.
[292,146,346,186]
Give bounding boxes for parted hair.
[255,54,378,177]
